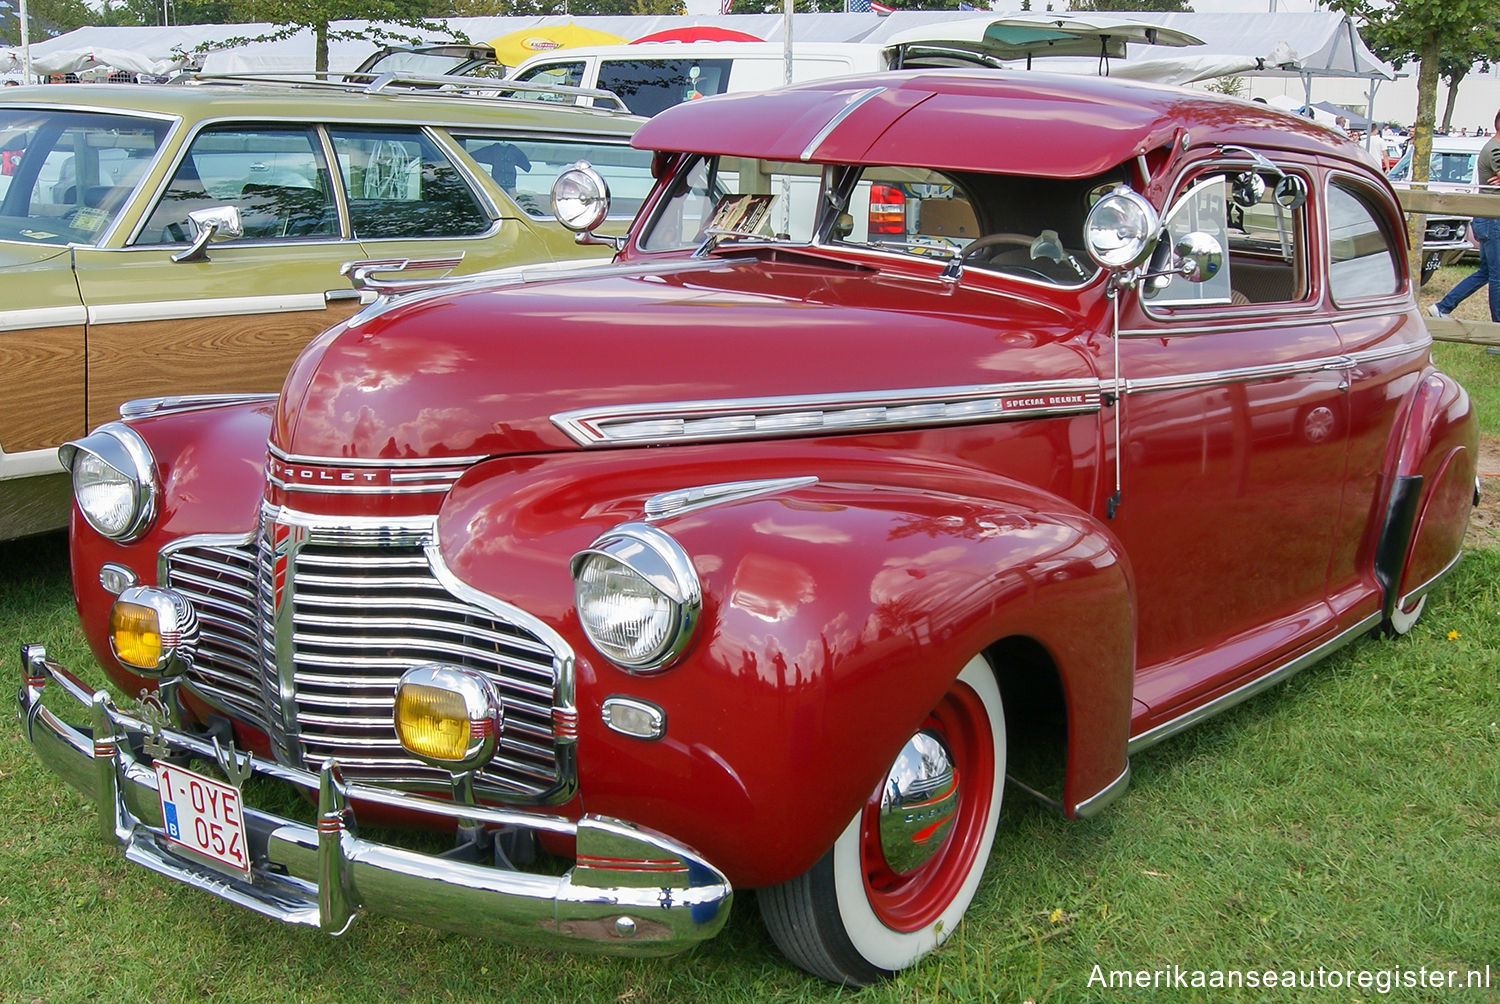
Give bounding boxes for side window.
[137,125,335,245]
[1148,165,1308,307]
[596,59,734,117]
[509,61,587,102]
[328,127,489,240]
[452,132,655,220]
[1327,180,1400,300]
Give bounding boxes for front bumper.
[17,644,732,954]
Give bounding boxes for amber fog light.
[109,586,199,677]
[394,665,502,770]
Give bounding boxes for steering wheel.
[959,232,1036,260]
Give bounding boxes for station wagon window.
[451,132,655,220]
[136,124,335,244]
[1146,165,1309,308]
[1327,179,1400,300]
[0,108,167,245]
[329,127,489,240]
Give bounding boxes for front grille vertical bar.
[162,508,576,804]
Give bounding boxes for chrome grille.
[164,519,571,802]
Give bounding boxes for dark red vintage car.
[20,70,1477,985]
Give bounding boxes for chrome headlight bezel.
[60,422,160,542]
[551,160,612,233]
[570,522,701,674]
[1084,185,1162,271]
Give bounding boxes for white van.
[1387,135,1491,282]
[505,41,933,117]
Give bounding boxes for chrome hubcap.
[877,729,960,875]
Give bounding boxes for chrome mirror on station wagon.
[171,205,243,264]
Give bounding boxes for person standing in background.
[1430,109,1500,323]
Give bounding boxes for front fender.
[437,445,1134,888]
[68,400,274,695]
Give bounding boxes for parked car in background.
[21,69,1475,987]
[351,42,505,79]
[0,74,650,540]
[1387,134,1487,283]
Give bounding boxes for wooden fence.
[1396,186,1500,346]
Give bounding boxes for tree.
[0,0,95,45]
[1330,0,1500,281]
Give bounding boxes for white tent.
[10,11,1393,89]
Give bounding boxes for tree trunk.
[1440,68,1468,135]
[1409,30,1440,287]
[315,20,329,75]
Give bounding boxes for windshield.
[1388,146,1478,185]
[638,153,1112,286]
[0,108,169,245]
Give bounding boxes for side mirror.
[1173,231,1223,283]
[171,206,243,264]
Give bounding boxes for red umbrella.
[631,26,763,44]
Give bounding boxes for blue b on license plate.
[154,762,251,876]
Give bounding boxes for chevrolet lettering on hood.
[20,70,1475,987]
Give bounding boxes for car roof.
[0,77,643,135]
[631,68,1344,179]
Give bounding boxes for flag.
[720,0,734,11]
[872,1,894,11]
[846,0,871,9]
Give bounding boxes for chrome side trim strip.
[553,379,1103,447]
[267,444,486,468]
[645,476,819,521]
[0,305,86,332]
[552,334,1430,448]
[800,86,887,163]
[88,294,330,325]
[1072,761,1130,819]
[1397,550,1462,612]
[120,393,280,420]
[1128,610,1382,755]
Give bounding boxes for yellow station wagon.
[0,74,649,539]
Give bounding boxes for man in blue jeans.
[1430,109,1500,321]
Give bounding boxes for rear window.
[597,59,734,117]
[453,133,655,221]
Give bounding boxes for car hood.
[273,252,1100,461]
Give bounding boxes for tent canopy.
[6,11,1394,84]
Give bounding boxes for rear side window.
[329,126,489,240]
[596,59,734,117]
[453,132,655,220]
[1327,180,1400,300]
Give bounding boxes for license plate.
[154,761,251,876]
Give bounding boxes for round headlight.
[60,423,158,541]
[570,523,700,673]
[551,161,611,233]
[1084,186,1161,270]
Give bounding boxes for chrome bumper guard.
[17,644,732,954]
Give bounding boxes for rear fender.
[1375,371,1476,616]
[436,445,1135,887]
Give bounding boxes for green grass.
[4,327,1500,1001]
